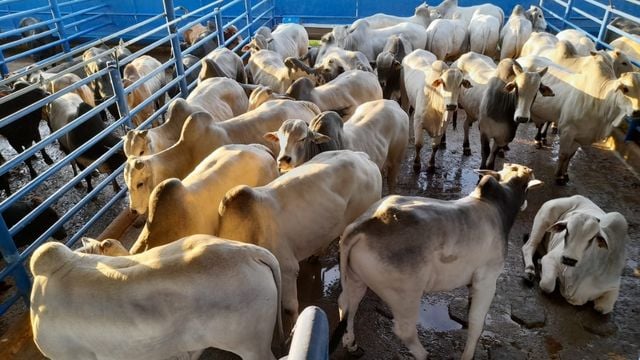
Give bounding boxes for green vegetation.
[309,39,321,47]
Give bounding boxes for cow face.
[264,119,330,173]
[504,64,554,123]
[123,130,150,157]
[284,57,321,84]
[78,238,128,256]
[615,72,640,117]
[475,163,543,211]
[547,213,607,267]
[248,85,292,111]
[123,158,153,215]
[608,50,634,76]
[430,65,472,112]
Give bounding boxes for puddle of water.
[418,299,463,332]
[321,264,340,296]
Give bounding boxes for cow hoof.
[413,162,421,172]
[74,182,83,189]
[439,142,447,149]
[503,145,510,151]
[523,233,530,243]
[535,141,542,149]
[426,165,436,173]
[497,149,505,158]
[551,127,558,135]
[347,346,365,358]
[43,158,54,165]
[522,272,535,285]
[463,148,471,156]
[542,138,548,146]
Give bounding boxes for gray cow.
[333,163,542,360]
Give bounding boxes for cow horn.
[285,57,317,75]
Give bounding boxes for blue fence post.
[561,0,574,29]
[215,9,225,47]
[107,61,132,128]
[0,218,32,306]
[597,6,612,48]
[0,50,8,77]
[48,0,72,54]
[162,0,189,99]
[245,0,253,34]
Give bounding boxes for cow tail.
[258,251,284,348]
[329,226,365,354]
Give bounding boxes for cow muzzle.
[446,104,457,111]
[561,256,578,267]
[516,116,530,123]
[631,110,640,117]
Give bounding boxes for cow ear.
[617,83,629,94]
[473,169,501,179]
[312,132,332,144]
[101,239,113,250]
[461,79,472,88]
[241,44,251,52]
[81,237,91,249]
[595,233,609,249]
[546,221,567,233]
[504,82,516,92]
[539,84,554,97]
[431,78,443,87]
[590,51,598,56]
[512,63,524,76]
[527,179,544,190]
[537,66,548,77]
[264,132,279,143]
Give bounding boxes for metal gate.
[0,0,273,317]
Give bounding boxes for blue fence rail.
[0,0,273,317]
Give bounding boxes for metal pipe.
[597,7,612,48]
[215,9,225,49]
[163,0,189,99]
[107,61,130,126]
[0,217,31,306]
[245,0,253,34]
[48,0,72,54]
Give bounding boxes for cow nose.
[631,110,640,118]
[516,116,529,123]
[278,155,292,164]
[446,104,457,111]
[561,256,578,267]
[131,209,138,216]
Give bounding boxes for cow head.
[264,119,331,173]
[430,62,472,112]
[316,58,346,83]
[503,62,554,123]
[527,6,547,32]
[248,85,293,111]
[284,57,321,84]
[242,34,269,54]
[78,238,129,256]
[124,157,153,215]
[614,72,640,119]
[608,50,634,77]
[376,51,402,89]
[474,163,543,211]
[123,129,150,157]
[547,212,611,267]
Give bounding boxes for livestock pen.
[0,0,639,359]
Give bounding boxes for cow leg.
[462,273,498,360]
[337,273,368,353]
[111,178,121,192]
[75,162,94,194]
[463,116,473,156]
[594,287,619,314]
[555,136,579,185]
[386,143,405,194]
[535,124,544,149]
[281,262,300,333]
[413,119,424,171]
[486,141,500,170]
[383,291,426,360]
[427,141,439,173]
[539,252,561,293]
[439,131,447,149]
[480,133,490,169]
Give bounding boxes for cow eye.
[622,87,629,93]
[297,137,306,143]
[622,62,629,66]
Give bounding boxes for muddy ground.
[198,113,640,360]
[1,55,639,360]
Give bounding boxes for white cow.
[431,0,504,26]
[30,235,283,360]
[265,100,409,191]
[243,23,308,59]
[522,195,628,314]
[426,13,469,61]
[124,99,320,214]
[217,150,382,330]
[123,55,168,127]
[335,164,542,360]
[500,5,533,59]
[556,29,596,55]
[247,49,319,93]
[199,47,247,84]
[341,21,428,62]
[517,54,640,183]
[468,10,501,58]
[525,5,547,32]
[131,144,278,253]
[401,49,471,171]
[123,77,249,157]
[350,3,433,29]
[314,46,373,83]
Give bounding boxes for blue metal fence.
[0,0,273,317]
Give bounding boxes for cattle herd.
[0,0,636,359]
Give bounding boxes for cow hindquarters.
[462,270,500,360]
